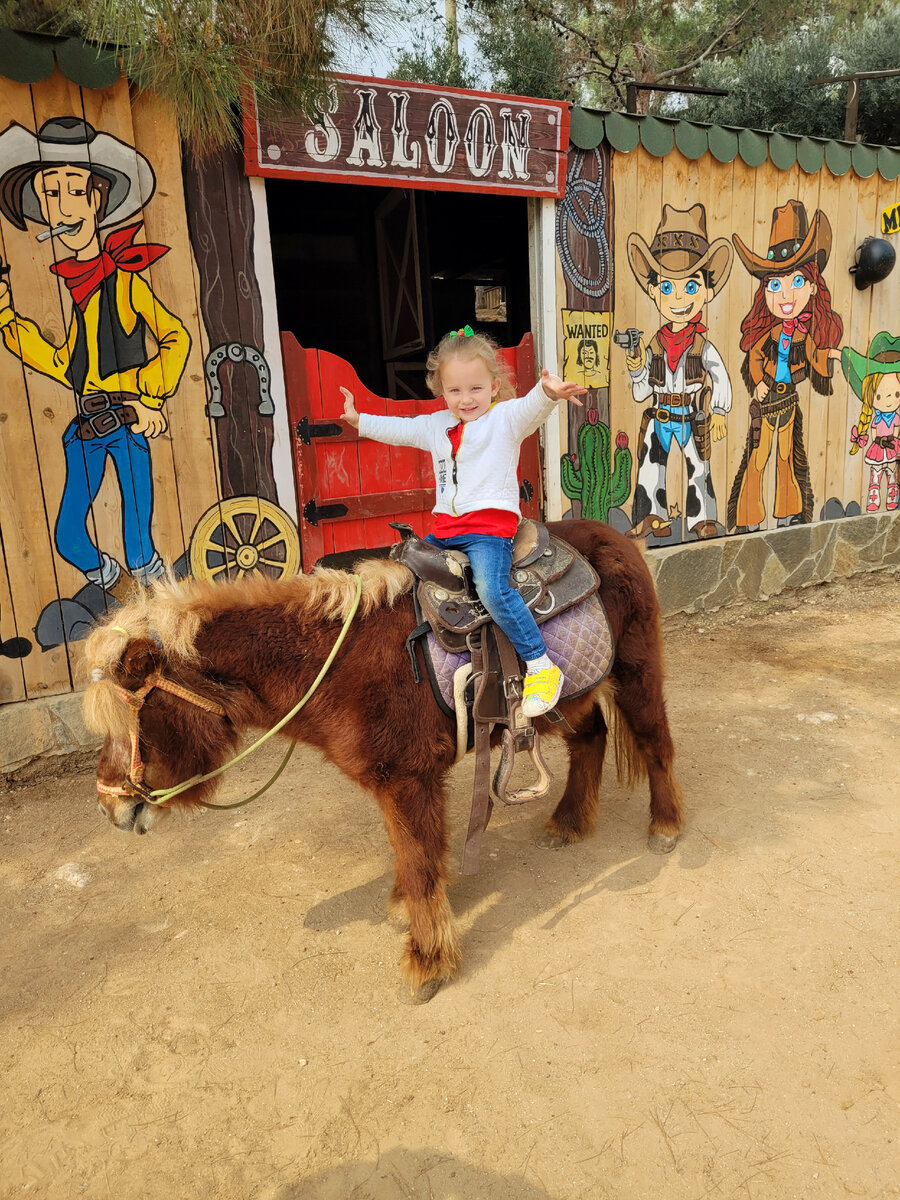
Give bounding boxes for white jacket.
[358,383,557,518]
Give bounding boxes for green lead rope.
[146,574,363,809]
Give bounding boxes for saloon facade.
[0,36,898,719]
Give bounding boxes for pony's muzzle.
[97,794,161,835]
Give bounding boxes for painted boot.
[887,478,899,511]
[867,481,882,512]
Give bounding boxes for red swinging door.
[281,187,541,566]
[282,332,541,564]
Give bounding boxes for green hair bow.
[449,325,474,339]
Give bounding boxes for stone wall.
[646,512,900,617]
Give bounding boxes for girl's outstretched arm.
[340,386,360,429]
[341,385,440,451]
[540,368,586,405]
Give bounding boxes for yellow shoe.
[522,664,563,718]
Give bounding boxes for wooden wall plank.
[0,523,27,703]
[0,74,74,699]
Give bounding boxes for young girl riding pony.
[341,327,585,717]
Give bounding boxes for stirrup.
[491,722,553,806]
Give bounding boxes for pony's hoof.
[398,977,444,1005]
[536,828,568,850]
[648,831,678,854]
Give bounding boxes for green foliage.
[683,8,900,143]
[561,417,632,522]
[5,0,378,156]
[393,38,477,89]
[471,0,569,101]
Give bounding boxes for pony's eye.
[792,274,805,289]
[766,279,782,293]
[660,280,674,295]
[684,280,699,295]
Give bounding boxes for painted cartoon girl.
[728,201,843,530]
[843,332,900,511]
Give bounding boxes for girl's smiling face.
[441,355,501,422]
[875,373,900,414]
[764,270,816,321]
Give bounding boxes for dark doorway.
[266,179,531,399]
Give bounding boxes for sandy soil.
[1,568,899,1200]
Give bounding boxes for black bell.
[850,237,896,291]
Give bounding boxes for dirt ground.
[1,568,899,1200]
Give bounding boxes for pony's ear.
[117,637,163,686]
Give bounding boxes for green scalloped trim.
[0,29,54,83]
[878,147,900,181]
[603,110,640,153]
[738,128,767,167]
[569,106,604,150]
[565,107,899,181]
[707,125,738,163]
[639,116,675,156]
[850,142,878,178]
[825,140,852,176]
[54,37,120,89]
[797,137,826,174]
[768,132,797,171]
[674,120,707,159]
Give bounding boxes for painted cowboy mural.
[623,204,733,540]
[843,331,900,513]
[0,116,190,600]
[728,200,843,530]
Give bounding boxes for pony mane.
[83,558,414,682]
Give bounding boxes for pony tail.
[852,373,880,454]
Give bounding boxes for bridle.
[95,573,362,811]
[96,667,229,805]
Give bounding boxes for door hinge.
[296,417,343,445]
[303,498,349,527]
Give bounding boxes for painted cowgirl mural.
[623,204,734,541]
[0,116,190,599]
[844,332,900,512]
[728,200,843,530]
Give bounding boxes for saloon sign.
[244,74,570,198]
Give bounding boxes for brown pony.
[84,520,683,1003]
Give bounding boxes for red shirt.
[431,420,519,539]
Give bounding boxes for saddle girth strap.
[460,632,494,876]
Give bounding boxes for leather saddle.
[389,520,601,875]
[389,520,599,653]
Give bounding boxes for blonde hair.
[425,329,515,402]
[852,372,883,454]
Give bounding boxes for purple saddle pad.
[426,593,615,713]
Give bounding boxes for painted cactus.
[560,411,632,522]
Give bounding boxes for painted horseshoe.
[205,343,274,418]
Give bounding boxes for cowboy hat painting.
[841,330,900,399]
[0,116,156,231]
[732,199,832,279]
[627,203,734,298]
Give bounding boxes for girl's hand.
[340,386,360,428]
[541,368,586,406]
[828,347,842,361]
[753,380,769,402]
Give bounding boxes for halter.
[96,668,228,804]
[95,573,362,811]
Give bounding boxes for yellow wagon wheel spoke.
[189,497,302,583]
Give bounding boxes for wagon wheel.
[189,497,301,582]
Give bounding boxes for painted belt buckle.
[774,381,790,394]
[80,407,125,439]
[656,408,671,422]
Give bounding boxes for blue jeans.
[426,532,546,661]
[57,421,157,575]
